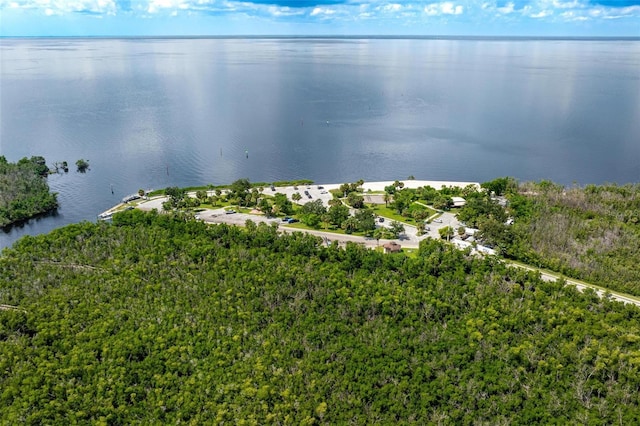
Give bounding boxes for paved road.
[510,263,640,307]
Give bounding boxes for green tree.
[230,178,252,206]
[389,221,405,238]
[383,192,392,207]
[258,198,273,217]
[347,192,364,209]
[196,190,208,202]
[481,177,517,196]
[392,189,414,215]
[327,204,350,228]
[165,186,186,208]
[0,156,58,226]
[273,193,294,215]
[373,227,386,244]
[301,199,326,216]
[438,226,454,240]
[342,216,359,233]
[75,158,90,173]
[302,213,321,228]
[433,195,453,211]
[354,209,376,232]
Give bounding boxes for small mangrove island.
[0,156,58,228]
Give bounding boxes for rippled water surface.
[1,38,639,248]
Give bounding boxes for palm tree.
[373,227,386,246]
[383,192,392,207]
[342,217,359,234]
[328,198,341,207]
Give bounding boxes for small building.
[451,196,466,207]
[382,241,402,254]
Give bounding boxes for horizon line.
[2,35,640,40]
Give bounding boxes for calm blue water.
[1,37,639,249]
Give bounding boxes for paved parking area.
[134,184,467,250]
[269,184,337,207]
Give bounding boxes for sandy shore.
[336,180,479,192]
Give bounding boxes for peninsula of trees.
[1,208,640,423]
[0,156,58,228]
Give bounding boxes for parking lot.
[137,183,466,249]
[272,184,339,207]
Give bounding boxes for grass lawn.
[413,202,438,215]
[367,204,416,224]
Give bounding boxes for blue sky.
[1,0,639,36]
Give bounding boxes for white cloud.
[521,3,552,19]
[148,0,183,14]
[530,10,551,18]
[4,0,118,15]
[310,7,336,17]
[497,2,514,14]
[267,6,303,18]
[424,2,463,16]
[381,3,402,13]
[551,0,582,9]
[561,10,588,21]
[601,5,640,19]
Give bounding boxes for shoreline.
[99,179,480,250]
[100,179,480,219]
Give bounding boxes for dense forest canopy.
[457,178,640,297]
[1,210,639,424]
[0,155,58,227]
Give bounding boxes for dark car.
[378,217,385,223]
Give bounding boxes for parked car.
[225,209,236,214]
[286,218,299,223]
[378,217,385,223]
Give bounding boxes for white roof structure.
[451,197,466,207]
